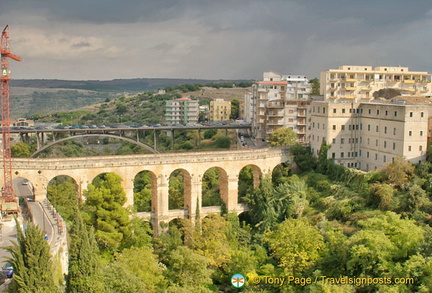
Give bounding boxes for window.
[384,141,387,148]
[408,146,412,151]
[342,125,345,131]
[333,108,336,114]
[332,138,336,144]
[367,151,370,158]
[288,118,294,122]
[384,126,387,134]
[332,152,336,158]
[376,126,379,132]
[376,140,378,146]
[420,131,423,136]
[394,111,397,117]
[323,108,326,114]
[341,138,345,144]
[384,155,387,163]
[393,128,396,135]
[342,108,346,114]
[368,109,371,114]
[393,142,396,150]
[348,152,351,157]
[289,109,294,114]
[385,110,388,116]
[420,145,423,151]
[410,112,413,117]
[377,110,380,115]
[421,112,424,118]
[341,152,344,158]
[332,125,336,130]
[368,124,371,131]
[375,153,378,160]
[409,131,412,136]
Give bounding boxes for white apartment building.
[250,72,312,142]
[309,98,428,171]
[165,97,199,124]
[320,65,432,102]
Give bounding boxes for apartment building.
[209,99,231,121]
[165,97,199,124]
[309,98,428,171]
[250,72,312,142]
[320,65,432,102]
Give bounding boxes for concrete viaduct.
[6,147,290,234]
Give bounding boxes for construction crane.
[1,25,21,214]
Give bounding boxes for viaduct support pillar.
[121,177,134,208]
[187,174,201,220]
[154,174,169,235]
[225,175,239,213]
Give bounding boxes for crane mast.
[1,25,21,213]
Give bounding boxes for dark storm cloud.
[2,0,432,80]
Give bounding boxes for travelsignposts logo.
[231,274,245,288]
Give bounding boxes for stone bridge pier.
[5,147,290,234]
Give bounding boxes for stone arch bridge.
[6,147,290,234]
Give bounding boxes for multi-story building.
[309,98,428,171]
[320,65,432,102]
[209,99,231,121]
[165,97,199,124]
[250,72,312,142]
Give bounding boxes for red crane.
[1,25,21,213]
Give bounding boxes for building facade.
[320,65,432,102]
[309,99,428,171]
[209,99,231,121]
[250,72,312,142]
[165,97,199,124]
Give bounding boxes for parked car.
[2,262,13,278]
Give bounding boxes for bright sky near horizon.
[2,0,432,81]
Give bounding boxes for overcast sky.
[2,0,432,81]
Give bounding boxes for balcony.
[404,80,415,84]
[267,112,284,117]
[344,95,355,99]
[267,103,284,109]
[297,120,306,126]
[345,87,356,91]
[346,78,357,82]
[297,111,306,117]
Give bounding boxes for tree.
[265,218,325,275]
[47,175,79,223]
[230,98,240,119]
[82,173,131,250]
[166,246,213,290]
[309,78,320,96]
[11,142,32,157]
[4,222,57,293]
[108,246,166,292]
[203,129,217,139]
[290,144,317,172]
[383,156,415,188]
[267,127,297,147]
[66,211,104,293]
[215,136,230,148]
[202,167,222,207]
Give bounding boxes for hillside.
[9,78,252,119]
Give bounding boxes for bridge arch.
[202,166,228,208]
[133,170,157,213]
[31,134,159,157]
